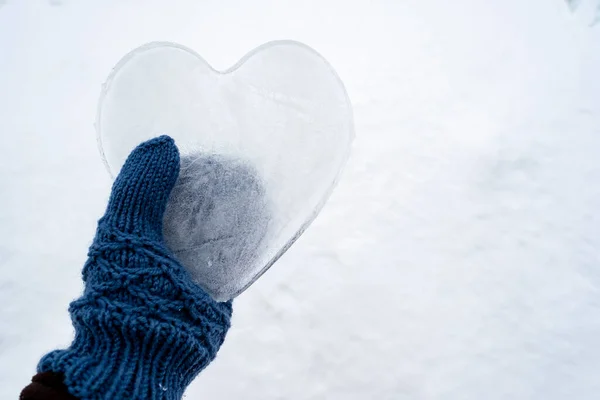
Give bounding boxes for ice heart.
[96,41,354,301]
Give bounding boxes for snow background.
[1,0,599,399]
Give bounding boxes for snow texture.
[1,1,600,399]
[97,41,354,301]
[567,0,600,24]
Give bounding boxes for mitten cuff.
[38,296,231,400]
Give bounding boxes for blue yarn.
[38,136,232,400]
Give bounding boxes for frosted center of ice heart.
[96,41,354,301]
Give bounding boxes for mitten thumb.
[101,135,180,240]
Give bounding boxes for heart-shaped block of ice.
[96,41,354,301]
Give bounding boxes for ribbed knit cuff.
[37,225,233,400]
[38,294,232,400]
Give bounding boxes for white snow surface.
[567,0,600,24]
[1,1,599,399]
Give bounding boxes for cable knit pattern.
[38,136,233,400]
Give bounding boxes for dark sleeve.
[20,372,79,400]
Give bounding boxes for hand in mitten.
[21,136,232,400]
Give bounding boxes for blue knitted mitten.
[38,136,232,400]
